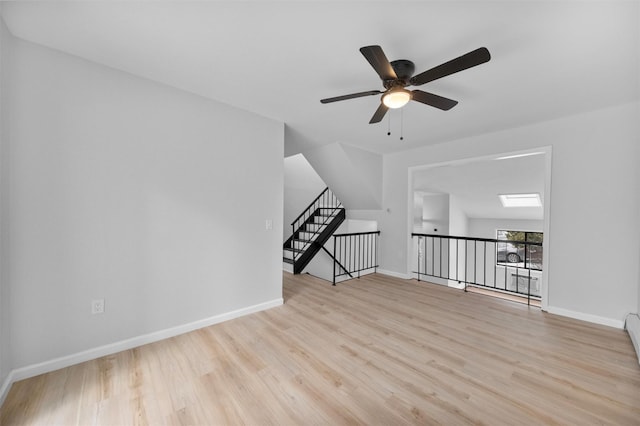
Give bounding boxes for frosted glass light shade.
[382,89,411,109]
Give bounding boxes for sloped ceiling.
[1,1,638,155]
[413,153,546,220]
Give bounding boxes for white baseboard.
[545,305,625,329]
[0,298,283,405]
[0,370,15,408]
[377,269,411,280]
[625,313,640,365]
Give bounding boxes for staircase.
[283,188,345,274]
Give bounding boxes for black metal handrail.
[411,233,543,305]
[332,231,380,285]
[291,187,332,227]
[412,233,543,246]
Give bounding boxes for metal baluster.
[333,236,337,286]
[417,237,421,281]
[359,234,363,277]
[483,241,487,287]
[527,265,531,306]
[456,238,459,281]
[464,239,467,289]
[493,243,498,288]
[375,233,379,272]
[504,261,507,291]
[439,238,443,278]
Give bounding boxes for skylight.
[498,193,542,208]
[494,152,545,161]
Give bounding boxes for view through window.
[496,230,543,270]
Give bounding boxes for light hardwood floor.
[2,273,639,425]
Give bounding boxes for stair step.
[283,249,297,261]
[312,217,332,224]
[283,257,294,264]
[305,223,326,230]
[297,231,318,241]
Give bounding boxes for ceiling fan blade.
[360,45,398,81]
[411,90,458,110]
[369,103,389,124]
[410,47,491,86]
[320,90,382,104]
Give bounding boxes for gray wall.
[283,153,325,241]
[4,36,284,371]
[413,192,449,234]
[304,142,382,210]
[0,13,10,394]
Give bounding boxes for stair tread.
[284,247,304,253]
[282,258,294,264]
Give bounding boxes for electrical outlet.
[265,219,273,230]
[91,299,105,315]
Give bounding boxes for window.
[496,230,543,270]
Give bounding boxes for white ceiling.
[413,152,546,220]
[1,1,638,155]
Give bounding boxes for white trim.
[545,305,624,329]
[625,313,640,365]
[377,269,411,280]
[0,298,283,404]
[540,146,552,311]
[282,265,293,274]
[0,370,15,407]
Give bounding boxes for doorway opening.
[407,148,551,309]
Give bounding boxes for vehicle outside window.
[496,230,543,270]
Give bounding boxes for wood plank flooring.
[2,272,639,425]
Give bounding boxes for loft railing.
[411,233,543,305]
[332,231,380,285]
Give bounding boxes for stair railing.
[290,188,342,261]
[291,187,340,237]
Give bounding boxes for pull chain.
[387,112,391,136]
[400,108,404,141]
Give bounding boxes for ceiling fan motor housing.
[386,59,415,87]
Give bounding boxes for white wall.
[5,37,284,371]
[448,196,468,286]
[364,102,640,326]
[340,144,382,207]
[413,192,449,234]
[468,218,543,239]
[0,13,10,394]
[283,153,325,240]
[448,195,468,237]
[304,142,382,210]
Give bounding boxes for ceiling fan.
[320,45,491,124]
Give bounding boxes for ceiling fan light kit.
[382,88,411,109]
[321,45,491,124]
